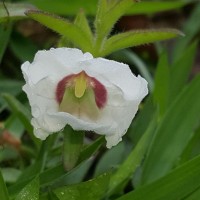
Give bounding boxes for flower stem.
[63,126,84,171]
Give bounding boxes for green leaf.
[0,169,9,200]
[153,52,170,116]
[25,10,93,52]
[141,75,200,184]
[94,141,127,177]
[54,172,110,200]
[94,0,135,55]
[108,117,157,195]
[49,159,93,189]
[15,177,39,200]
[2,93,40,148]
[116,154,200,200]
[4,115,24,139]
[0,2,35,23]
[128,96,156,144]
[10,32,39,62]
[74,9,93,43]
[179,126,200,165]
[0,80,23,107]
[79,136,105,163]
[18,135,56,184]
[1,168,21,183]
[0,23,12,63]
[26,0,191,16]
[173,2,200,60]
[0,80,23,96]
[169,41,198,100]
[27,0,97,16]
[127,1,187,15]
[184,187,200,200]
[102,29,183,56]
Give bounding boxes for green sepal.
[63,126,84,171]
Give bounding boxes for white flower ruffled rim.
[21,48,148,148]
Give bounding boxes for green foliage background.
[0,0,200,199]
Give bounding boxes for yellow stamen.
[74,72,87,98]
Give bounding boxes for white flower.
[21,48,148,148]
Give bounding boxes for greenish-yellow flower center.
[56,71,107,120]
[74,71,87,98]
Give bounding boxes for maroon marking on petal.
[91,77,107,109]
[56,74,74,104]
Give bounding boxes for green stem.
[63,126,84,171]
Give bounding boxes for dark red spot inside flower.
[91,77,107,109]
[56,71,107,110]
[56,74,74,103]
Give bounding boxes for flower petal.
[21,48,148,148]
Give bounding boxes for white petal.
[21,47,148,147]
[21,48,94,85]
[105,134,122,149]
[79,58,148,100]
[31,118,51,140]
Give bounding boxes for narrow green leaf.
[0,2,34,23]
[4,115,24,139]
[128,96,156,144]
[153,52,170,116]
[0,170,10,200]
[0,23,12,63]
[169,41,198,100]
[50,159,93,189]
[184,187,200,200]
[0,80,23,95]
[79,136,105,163]
[2,93,40,148]
[54,172,110,200]
[141,75,200,184]
[108,117,157,195]
[173,2,200,60]
[15,177,39,200]
[26,0,192,16]
[94,141,127,177]
[94,0,107,32]
[127,1,187,15]
[179,126,200,165]
[27,0,98,16]
[18,135,56,183]
[94,0,135,54]
[116,154,200,200]
[102,29,183,56]
[74,10,93,44]
[25,10,93,52]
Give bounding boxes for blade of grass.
[0,170,10,200]
[116,154,200,200]
[0,23,12,63]
[141,74,200,184]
